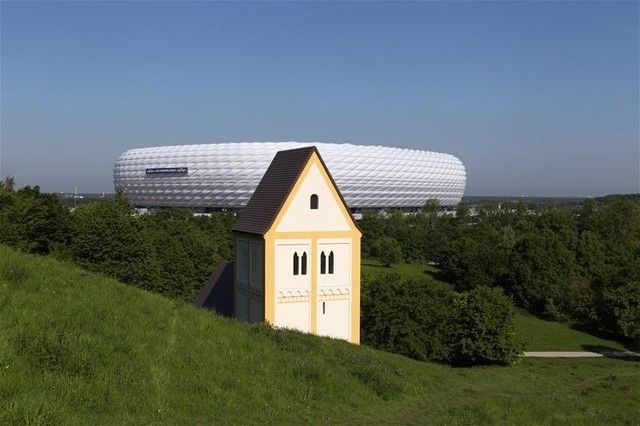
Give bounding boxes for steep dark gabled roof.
[231,147,316,235]
[232,146,360,236]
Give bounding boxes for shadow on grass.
[422,268,449,282]
[361,261,393,270]
[581,344,640,362]
[571,323,637,351]
[362,261,431,274]
[516,308,637,354]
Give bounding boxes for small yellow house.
[231,146,362,344]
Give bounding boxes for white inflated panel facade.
[113,142,466,209]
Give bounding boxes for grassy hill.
[1,246,639,424]
[363,258,632,352]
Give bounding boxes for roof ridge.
[231,146,317,235]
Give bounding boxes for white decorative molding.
[276,288,311,304]
[318,287,350,301]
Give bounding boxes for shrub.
[362,275,524,365]
[67,192,160,291]
[361,273,454,362]
[0,186,72,255]
[446,286,524,365]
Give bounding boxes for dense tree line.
[0,179,234,302]
[1,176,637,358]
[360,198,640,348]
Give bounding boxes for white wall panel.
[275,240,311,292]
[317,299,350,341]
[317,240,351,287]
[275,302,310,333]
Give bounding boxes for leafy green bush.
[361,273,454,362]
[0,185,72,255]
[361,274,523,365]
[67,192,161,291]
[446,286,524,365]
[66,192,233,302]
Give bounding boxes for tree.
[420,199,440,215]
[68,191,160,290]
[375,236,402,267]
[602,282,640,348]
[575,231,606,279]
[439,223,513,291]
[0,185,72,254]
[455,204,470,222]
[0,176,16,192]
[359,211,386,258]
[416,199,455,265]
[502,229,578,319]
[138,207,229,301]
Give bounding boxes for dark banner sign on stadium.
[145,167,188,175]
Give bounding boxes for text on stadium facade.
[145,167,188,175]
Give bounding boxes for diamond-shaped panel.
[113,142,466,209]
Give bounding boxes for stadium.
[113,142,466,211]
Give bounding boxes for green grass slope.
[1,245,639,424]
[363,258,630,352]
[516,310,629,352]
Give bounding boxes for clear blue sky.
[1,1,638,196]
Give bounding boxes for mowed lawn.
[1,246,638,424]
[362,258,631,352]
[516,310,630,352]
[362,257,443,280]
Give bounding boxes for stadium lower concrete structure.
[113,142,466,211]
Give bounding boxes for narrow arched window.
[320,251,326,274]
[293,252,299,275]
[310,194,319,209]
[301,252,307,275]
[328,251,334,274]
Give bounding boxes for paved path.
[525,351,640,358]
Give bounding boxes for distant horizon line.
[48,191,639,200]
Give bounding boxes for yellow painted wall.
[237,151,361,344]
